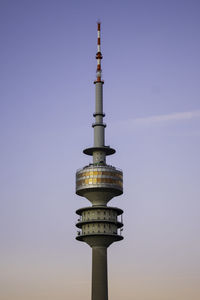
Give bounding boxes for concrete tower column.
[75,22,124,300]
[94,82,105,147]
[92,246,108,300]
[95,82,103,117]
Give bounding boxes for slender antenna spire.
[83,21,115,159]
[96,22,103,82]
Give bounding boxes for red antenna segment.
[96,22,103,82]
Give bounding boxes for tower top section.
[76,21,123,203]
[83,21,115,161]
[95,22,103,83]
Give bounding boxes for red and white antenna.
[96,22,103,82]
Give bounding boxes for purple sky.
[1,0,200,299]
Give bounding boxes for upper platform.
[83,146,115,156]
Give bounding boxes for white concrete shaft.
[81,190,117,206]
[94,82,104,147]
[95,82,103,113]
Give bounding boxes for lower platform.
[76,233,123,247]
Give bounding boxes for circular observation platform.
[76,233,123,247]
[76,206,124,247]
[83,146,115,156]
[76,219,123,229]
[76,165,123,199]
[76,206,123,216]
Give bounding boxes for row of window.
[77,171,122,179]
[82,230,117,234]
[77,178,123,187]
[81,210,117,221]
[81,217,116,221]
[82,210,116,216]
[83,223,114,228]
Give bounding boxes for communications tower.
[75,22,124,300]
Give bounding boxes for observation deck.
[76,206,124,247]
[76,164,123,199]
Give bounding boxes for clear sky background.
[1,0,200,299]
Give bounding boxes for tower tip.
[96,21,102,82]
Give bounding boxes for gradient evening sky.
[1,0,200,299]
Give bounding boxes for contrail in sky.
[110,110,200,135]
[133,110,200,124]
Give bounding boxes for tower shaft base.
[92,246,108,300]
